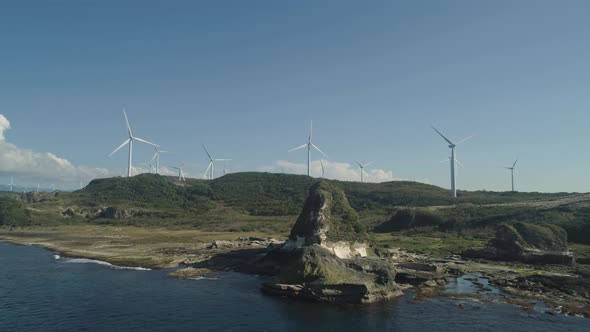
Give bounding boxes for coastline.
[1,225,588,318]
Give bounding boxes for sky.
[0,0,589,192]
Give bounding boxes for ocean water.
[1,242,588,332]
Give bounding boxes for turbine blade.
[456,135,474,145]
[133,136,159,147]
[431,125,454,145]
[202,144,212,160]
[288,144,308,152]
[513,159,518,168]
[355,160,362,167]
[123,109,133,137]
[109,138,131,157]
[310,143,328,158]
[455,159,464,168]
[214,159,232,161]
[363,162,372,167]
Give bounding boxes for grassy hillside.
[3,172,588,243]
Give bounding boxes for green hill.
[4,172,590,243]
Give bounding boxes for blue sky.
[0,1,589,192]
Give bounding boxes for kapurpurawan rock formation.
[261,181,403,304]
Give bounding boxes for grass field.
[0,225,285,269]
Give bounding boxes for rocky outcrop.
[254,181,402,304]
[464,222,574,264]
[285,181,368,259]
[100,207,133,220]
[262,245,401,304]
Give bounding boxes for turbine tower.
[288,121,327,177]
[202,145,231,180]
[355,161,372,183]
[505,159,518,192]
[171,165,186,182]
[8,177,14,192]
[431,126,471,198]
[150,147,168,175]
[109,110,159,177]
[320,159,325,178]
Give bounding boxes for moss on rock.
[288,181,365,244]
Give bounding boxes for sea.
[1,242,588,331]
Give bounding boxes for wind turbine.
[288,121,327,177]
[36,184,40,193]
[170,165,186,182]
[109,110,159,177]
[202,145,231,180]
[8,177,14,192]
[505,159,518,192]
[150,146,168,175]
[221,160,230,176]
[320,159,325,178]
[431,125,472,198]
[355,161,372,183]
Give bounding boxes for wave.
[57,256,151,271]
[188,276,220,281]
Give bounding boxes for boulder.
[264,245,400,304]
[464,222,574,264]
[100,207,132,219]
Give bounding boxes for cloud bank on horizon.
[0,114,114,186]
[260,160,399,183]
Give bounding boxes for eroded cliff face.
[255,181,402,304]
[286,181,367,258]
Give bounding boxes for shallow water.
[1,242,588,331]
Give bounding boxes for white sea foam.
[53,254,61,260]
[63,258,151,271]
[188,276,220,281]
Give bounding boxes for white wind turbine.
[431,125,472,198]
[202,145,231,180]
[355,161,372,183]
[149,146,168,175]
[109,110,159,177]
[221,160,230,176]
[320,159,325,178]
[505,159,518,192]
[288,121,328,177]
[170,165,186,182]
[8,177,14,192]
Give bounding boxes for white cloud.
[0,114,115,187]
[260,160,400,183]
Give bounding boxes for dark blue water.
[1,242,589,332]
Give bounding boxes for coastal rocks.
[254,181,403,304]
[100,206,133,219]
[463,222,575,265]
[268,245,400,304]
[169,267,212,279]
[284,181,368,259]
